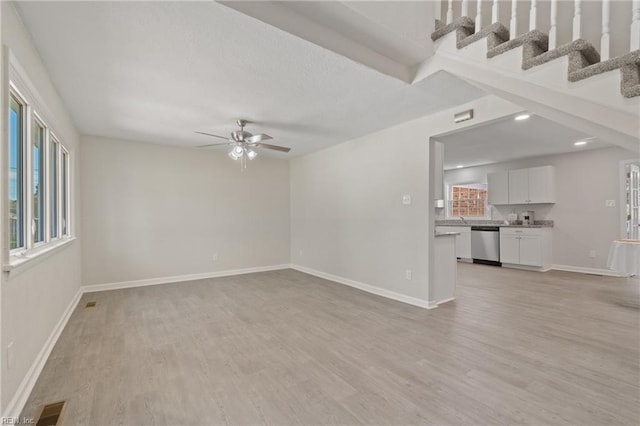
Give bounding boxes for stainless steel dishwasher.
[470,226,501,266]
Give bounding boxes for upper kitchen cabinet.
[510,166,555,204]
[487,171,509,205]
[489,166,555,205]
[527,166,556,203]
[508,169,530,204]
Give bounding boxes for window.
[6,83,72,260]
[62,149,69,236]
[50,138,59,239]
[9,95,24,250]
[449,183,488,218]
[32,119,45,244]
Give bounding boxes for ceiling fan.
[195,119,290,169]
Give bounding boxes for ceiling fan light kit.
[195,119,290,171]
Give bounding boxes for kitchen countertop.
[435,232,460,237]
[435,220,554,228]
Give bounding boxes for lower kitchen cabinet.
[499,227,552,270]
[436,226,471,260]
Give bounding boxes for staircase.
[432,21,639,100]
[416,0,639,152]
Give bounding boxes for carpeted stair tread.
[458,22,509,49]
[431,16,475,42]
[523,39,600,71]
[621,62,640,98]
[568,50,640,81]
[487,30,548,59]
[430,18,637,98]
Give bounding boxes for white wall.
[443,146,637,270]
[1,2,82,414]
[290,95,522,304]
[81,136,290,285]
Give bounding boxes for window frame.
[49,135,60,241]
[31,112,47,247]
[5,65,74,270]
[61,147,70,238]
[8,89,27,254]
[446,182,491,220]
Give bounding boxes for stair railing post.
[529,0,538,31]
[476,0,483,29]
[510,0,518,37]
[601,0,610,60]
[549,0,558,49]
[573,0,582,41]
[447,0,454,24]
[462,0,469,17]
[632,0,640,51]
[492,0,499,24]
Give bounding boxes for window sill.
[3,237,76,275]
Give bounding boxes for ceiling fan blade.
[195,131,229,140]
[245,133,273,143]
[251,143,291,153]
[197,142,232,148]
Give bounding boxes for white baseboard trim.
[437,297,455,305]
[3,287,83,419]
[551,264,626,277]
[82,264,291,293]
[501,263,551,272]
[291,264,430,309]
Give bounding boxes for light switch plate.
[402,194,411,205]
[605,200,616,207]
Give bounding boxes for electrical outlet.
[212,253,218,261]
[402,194,412,205]
[405,269,412,280]
[7,342,14,370]
[589,250,597,258]
[605,200,616,207]
[298,249,303,257]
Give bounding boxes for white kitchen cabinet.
[528,166,556,203]
[508,166,555,204]
[499,233,521,264]
[500,227,552,269]
[519,235,543,266]
[436,226,471,260]
[508,169,530,204]
[487,171,509,205]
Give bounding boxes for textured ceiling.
[436,114,610,170]
[16,1,486,157]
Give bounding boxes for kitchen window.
[448,183,489,218]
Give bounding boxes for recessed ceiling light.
[515,114,530,121]
[456,165,464,169]
[574,140,587,146]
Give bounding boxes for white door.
[509,169,529,204]
[487,171,509,205]
[500,235,520,264]
[528,166,555,203]
[519,236,542,266]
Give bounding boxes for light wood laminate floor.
[22,264,640,425]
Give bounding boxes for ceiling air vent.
[454,109,474,123]
[85,301,96,308]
